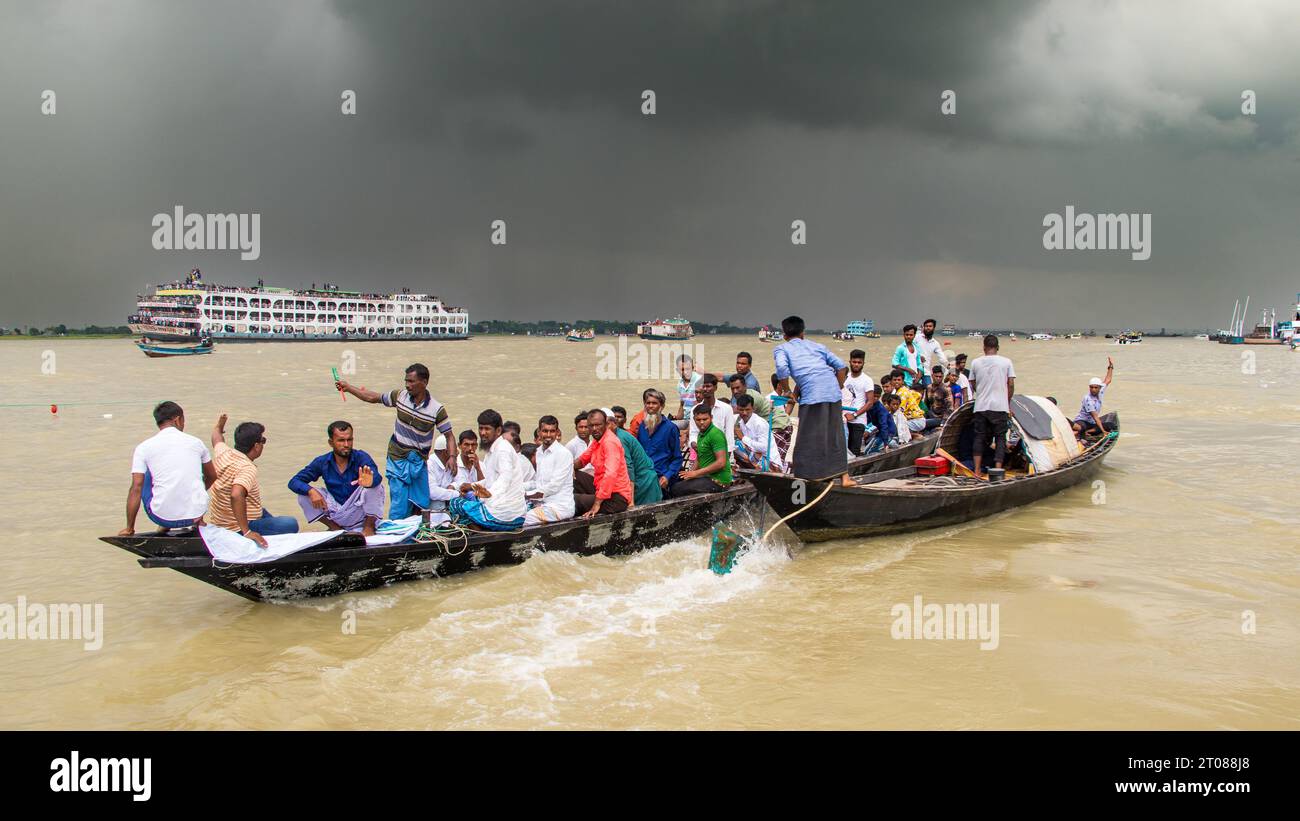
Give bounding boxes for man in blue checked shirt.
[773,315,850,482]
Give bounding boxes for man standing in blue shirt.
[734,351,762,392]
[773,315,849,482]
[891,324,925,387]
[289,421,385,537]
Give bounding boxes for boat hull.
[747,414,1118,542]
[136,343,213,357]
[100,485,755,602]
[735,429,938,485]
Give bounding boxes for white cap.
[602,407,615,417]
[434,434,447,450]
[1088,377,1105,387]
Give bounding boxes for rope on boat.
[414,522,472,557]
[759,474,840,542]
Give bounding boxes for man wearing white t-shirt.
[917,319,949,388]
[120,401,217,534]
[968,335,1017,477]
[841,348,873,456]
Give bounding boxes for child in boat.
[885,393,912,446]
[925,365,954,419]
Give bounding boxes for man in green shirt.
[671,405,732,496]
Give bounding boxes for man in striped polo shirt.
[336,363,453,518]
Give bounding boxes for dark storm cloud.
[334,0,1032,138]
[2,0,1300,331]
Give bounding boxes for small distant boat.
[1194,333,1210,341]
[136,338,214,357]
[941,323,956,336]
[565,328,595,341]
[1114,330,1143,345]
[757,326,784,343]
[1029,333,1054,341]
[831,331,855,341]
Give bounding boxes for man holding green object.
[335,363,452,518]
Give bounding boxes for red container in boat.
[914,455,949,476]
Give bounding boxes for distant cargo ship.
[128,269,469,342]
[941,323,956,336]
[637,317,694,340]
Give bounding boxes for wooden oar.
[934,447,979,479]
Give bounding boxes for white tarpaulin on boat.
[201,517,425,564]
[1012,395,1081,472]
[201,526,343,564]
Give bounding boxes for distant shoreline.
[0,333,132,341]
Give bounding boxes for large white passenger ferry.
[128,270,469,342]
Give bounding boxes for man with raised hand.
[336,363,452,518]
[289,420,384,537]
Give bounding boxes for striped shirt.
[207,442,262,531]
[381,389,452,461]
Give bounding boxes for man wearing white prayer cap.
[423,432,456,524]
[1072,357,1114,439]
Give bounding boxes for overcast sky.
[2,0,1299,329]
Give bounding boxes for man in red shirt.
[572,408,632,517]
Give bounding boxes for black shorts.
[973,410,1008,441]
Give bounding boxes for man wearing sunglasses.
[207,413,298,546]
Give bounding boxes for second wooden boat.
[747,401,1119,542]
